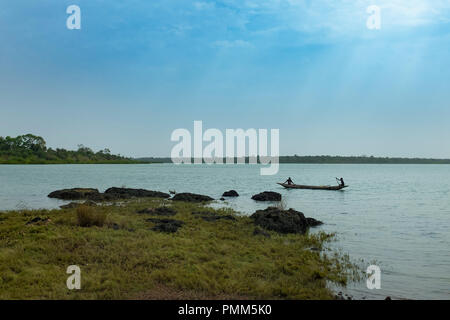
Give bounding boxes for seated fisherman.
[285,177,294,185]
[336,177,345,186]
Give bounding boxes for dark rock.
[306,217,323,227]
[60,200,97,209]
[26,217,43,225]
[191,211,211,215]
[201,215,236,222]
[250,207,323,234]
[253,227,271,238]
[26,217,51,225]
[222,190,239,197]
[137,207,177,216]
[251,191,281,202]
[220,197,225,201]
[60,202,79,209]
[385,296,392,300]
[335,292,345,300]
[171,193,214,203]
[147,218,184,233]
[192,211,236,222]
[48,188,100,200]
[49,187,170,201]
[110,223,120,230]
[105,187,170,199]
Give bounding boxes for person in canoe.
[336,177,345,187]
[284,177,294,185]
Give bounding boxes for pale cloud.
[212,39,253,48]
[212,0,450,36]
[193,1,215,10]
[380,0,450,26]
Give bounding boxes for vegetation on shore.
[0,198,357,299]
[0,134,140,164]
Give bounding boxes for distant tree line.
[0,134,137,164]
[277,155,450,164]
[3,135,449,165]
[136,155,450,164]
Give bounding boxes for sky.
[0,0,450,158]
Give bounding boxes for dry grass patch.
[76,205,106,227]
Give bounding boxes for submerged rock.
[222,190,239,197]
[171,193,214,203]
[251,191,281,202]
[251,207,323,234]
[147,218,184,233]
[137,207,177,216]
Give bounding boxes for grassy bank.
[0,198,356,299]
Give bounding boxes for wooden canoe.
[277,183,348,190]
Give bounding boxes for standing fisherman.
[285,177,294,185]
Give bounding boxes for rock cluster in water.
[48,187,170,201]
[251,207,322,234]
[48,186,325,237]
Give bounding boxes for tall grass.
[76,205,106,227]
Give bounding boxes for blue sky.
[1,0,450,157]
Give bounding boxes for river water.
[0,163,449,299]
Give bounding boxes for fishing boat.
[277,183,348,190]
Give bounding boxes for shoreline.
[2,162,450,166]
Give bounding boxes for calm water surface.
[0,164,449,299]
